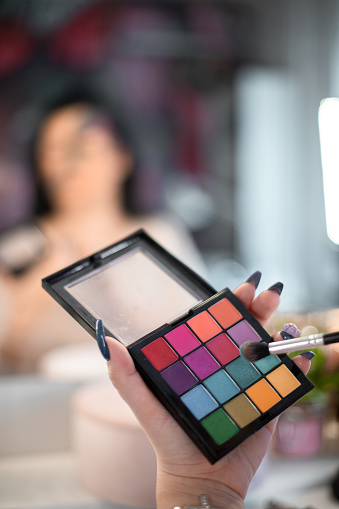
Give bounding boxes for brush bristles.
[240,341,270,362]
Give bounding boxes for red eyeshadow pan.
[208,298,242,329]
[187,311,222,342]
[141,337,178,371]
[206,333,239,365]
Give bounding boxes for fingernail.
[96,319,110,360]
[280,331,294,340]
[281,323,301,338]
[246,270,262,289]
[301,351,315,360]
[268,282,284,295]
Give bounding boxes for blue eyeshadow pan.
[181,385,218,419]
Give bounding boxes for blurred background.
[2,0,339,309]
[0,1,339,509]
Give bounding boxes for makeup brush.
[240,331,339,362]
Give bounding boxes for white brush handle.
[268,333,325,355]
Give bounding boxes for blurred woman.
[0,88,203,371]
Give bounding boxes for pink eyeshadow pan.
[206,334,239,365]
[165,324,201,356]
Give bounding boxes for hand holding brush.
[241,322,338,362]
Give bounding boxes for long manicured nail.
[301,351,315,360]
[246,270,262,289]
[96,319,110,360]
[268,282,284,295]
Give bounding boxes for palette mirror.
[65,246,205,346]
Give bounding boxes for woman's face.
[36,104,132,213]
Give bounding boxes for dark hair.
[30,85,137,216]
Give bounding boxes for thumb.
[105,335,170,436]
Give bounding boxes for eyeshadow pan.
[203,370,240,404]
[201,409,239,445]
[208,298,242,329]
[224,394,260,428]
[225,356,261,389]
[206,333,239,365]
[227,320,262,347]
[246,379,281,413]
[266,365,301,397]
[161,361,197,395]
[165,324,201,356]
[254,354,281,374]
[187,311,222,342]
[181,385,218,420]
[184,347,220,379]
[141,337,178,370]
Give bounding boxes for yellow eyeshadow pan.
[266,365,301,397]
[43,230,314,464]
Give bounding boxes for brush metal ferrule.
[268,333,325,355]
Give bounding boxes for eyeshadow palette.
[42,230,313,463]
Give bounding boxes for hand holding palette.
[42,230,313,463]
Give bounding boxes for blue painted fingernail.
[268,282,284,295]
[246,270,262,289]
[96,319,110,360]
[280,331,294,340]
[301,351,315,360]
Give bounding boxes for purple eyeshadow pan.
[227,320,262,347]
[165,324,201,356]
[161,361,198,395]
[184,347,220,380]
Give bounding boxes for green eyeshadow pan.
[201,408,239,445]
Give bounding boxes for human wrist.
[156,469,245,509]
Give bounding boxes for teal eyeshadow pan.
[255,354,281,374]
[225,356,261,389]
[203,370,240,404]
[42,230,314,464]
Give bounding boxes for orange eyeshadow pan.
[187,311,222,342]
[208,298,242,329]
[266,365,301,397]
[246,379,281,412]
